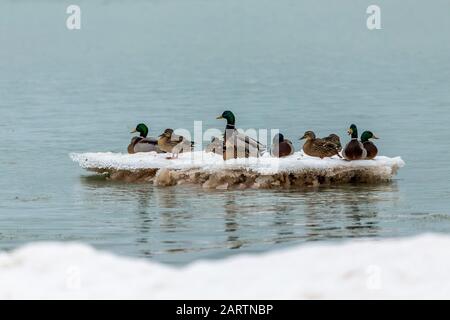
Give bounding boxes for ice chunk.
[70,151,405,188]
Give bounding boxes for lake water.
[1,0,450,264]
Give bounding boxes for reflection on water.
[301,186,388,241]
[134,188,153,257]
[73,176,400,264]
[224,194,244,250]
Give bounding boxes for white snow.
[70,151,405,187]
[70,151,404,174]
[1,234,449,299]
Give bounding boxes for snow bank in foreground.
[70,151,405,188]
[0,234,449,299]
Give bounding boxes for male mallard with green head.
[216,110,266,160]
[342,124,367,160]
[300,131,341,159]
[128,123,160,154]
[158,128,194,159]
[270,133,294,158]
[360,131,379,160]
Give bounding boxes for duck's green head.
[347,124,358,139]
[216,110,235,125]
[361,131,379,142]
[131,123,148,138]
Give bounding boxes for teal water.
[1,0,450,264]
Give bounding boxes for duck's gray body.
[223,128,266,159]
[128,137,161,154]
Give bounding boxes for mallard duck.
[360,131,379,159]
[128,123,160,154]
[323,134,342,151]
[342,124,367,160]
[158,128,194,159]
[300,131,341,159]
[216,110,266,160]
[205,136,224,155]
[270,133,294,158]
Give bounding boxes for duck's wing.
[172,136,194,154]
[314,139,341,156]
[271,140,295,157]
[343,139,366,160]
[171,133,185,143]
[206,137,223,154]
[233,131,266,152]
[140,137,158,145]
[330,136,342,150]
[284,139,295,156]
[222,129,265,158]
[323,135,341,148]
[134,143,158,153]
[132,137,160,153]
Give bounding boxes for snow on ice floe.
[0,234,449,299]
[70,151,405,188]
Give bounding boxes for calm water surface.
[1,0,450,264]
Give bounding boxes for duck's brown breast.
[363,141,378,159]
[343,140,365,160]
[157,137,174,153]
[303,140,325,158]
[128,137,143,154]
[274,141,294,157]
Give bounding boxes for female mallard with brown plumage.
[158,128,194,159]
[322,133,342,151]
[300,131,341,158]
[128,123,160,154]
[216,110,266,160]
[360,131,379,159]
[205,136,224,155]
[270,133,294,158]
[342,124,367,160]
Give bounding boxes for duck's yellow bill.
[130,129,137,133]
[216,116,224,119]
[373,134,380,139]
[347,129,353,135]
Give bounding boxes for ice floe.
[70,151,405,188]
[0,234,448,299]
